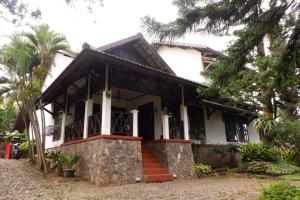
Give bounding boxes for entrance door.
[138,102,154,140]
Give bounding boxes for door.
[138,102,154,140]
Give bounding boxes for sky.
[0,0,235,52]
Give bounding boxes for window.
[223,112,249,142]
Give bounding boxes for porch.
[43,51,195,144]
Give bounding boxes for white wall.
[29,52,74,149]
[248,119,260,143]
[156,46,207,84]
[204,108,227,144]
[202,106,260,144]
[42,52,73,93]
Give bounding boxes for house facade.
[29,33,259,185]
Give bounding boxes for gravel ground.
[1,159,299,200]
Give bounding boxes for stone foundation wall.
[145,140,196,179]
[48,135,142,186]
[192,144,240,168]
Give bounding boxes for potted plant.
[45,151,63,174]
[59,153,81,178]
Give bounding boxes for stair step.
[143,168,168,175]
[141,144,173,183]
[144,174,173,182]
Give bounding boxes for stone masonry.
[145,140,196,179]
[48,136,142,186]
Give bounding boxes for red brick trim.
[144,139,192,143]
[61,135,143,147]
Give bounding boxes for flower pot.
[63,169,75,178]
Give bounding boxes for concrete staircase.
[142,145,173,182]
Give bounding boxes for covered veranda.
[41,49,200,144]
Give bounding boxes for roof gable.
[97,33,175,74]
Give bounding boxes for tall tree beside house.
[24,24,69,151]
[142,0,300,143]
[0,25,69,170]
[0,35,40,163]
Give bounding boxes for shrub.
[258,183,300,200]
[4,131,27,143]
[266,162,300,176]
[195,164,212,176]
[213,144,239,155]
[59,153,81,169]
[247,161,268,174]
[239,143,280,163]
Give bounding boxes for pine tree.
[142,0,300,143]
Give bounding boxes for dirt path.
[1,159,299,200]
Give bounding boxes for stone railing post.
[130,109,139,137]
[162,114,170,139]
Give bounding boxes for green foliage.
[272,114,300,149]
[258,183,300,200]
[0,97,17,133]
[279,174,300,181]
[195,163,212,176]
[247,161,269,174]
[59,153,81,169]
[239,143,280,163]
[266,162,300,176]
[4,131,27,143]
[45,151,62,165]
[213,144,238,155]
[238,161,300,176]
[190,128,206,144]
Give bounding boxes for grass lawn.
[279,174,300,181]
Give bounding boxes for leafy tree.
[0,96,17,133]
[142,0,300,143]
[0,24,69,170]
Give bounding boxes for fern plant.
[59,153,81,169]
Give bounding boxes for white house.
[20,33,260,185]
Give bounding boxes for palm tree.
[24,24,69,152]
[0,35,39,162]
[24,24,69,84]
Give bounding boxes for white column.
[180,105,189,140]
[101,90,111,135]
[162,114,170,139]
[130,110,139,137]
[60,112,66,144]
[83,98,93,138]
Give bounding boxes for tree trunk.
[257,41,275,144]
[25,97,48,172]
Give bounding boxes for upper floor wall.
[42,51,74,93]
[156,46,209,84]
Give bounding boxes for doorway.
[138,102,154,140]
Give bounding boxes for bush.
[238,161,300,176]
[258,183,300,200]
[239,143,280,163]
[247,161,268,174]
[266,162,300,176]
[59,153,81,169]
[195,164,212,176]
